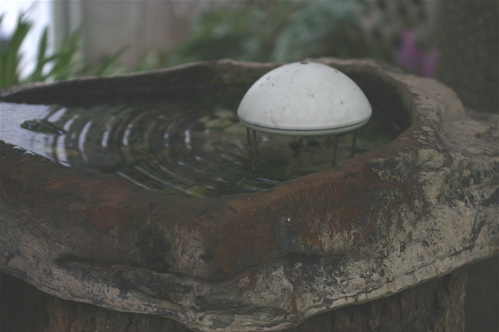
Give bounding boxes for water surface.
[0,101,394,197]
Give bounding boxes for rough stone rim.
[1,58,497,332]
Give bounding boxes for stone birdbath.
[0,58,497,331]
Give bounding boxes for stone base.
[1,58,497,331]
[1,267,470,332]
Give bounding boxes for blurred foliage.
[1,1,434,86]
[168,0,368,66]
[0,13,126,88]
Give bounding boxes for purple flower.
[395,29,436,77]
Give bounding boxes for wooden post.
[435,1,498,113]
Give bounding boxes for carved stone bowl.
[1,58,497,331]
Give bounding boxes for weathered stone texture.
[2,267,467,332]
[1,58,498,331]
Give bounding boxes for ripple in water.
[0,102,394,197]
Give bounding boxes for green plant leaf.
[25,26,49,82]
[93,45,128,76]
[0,13,32,88]
[47,26,83,80]
[1,13,128,87]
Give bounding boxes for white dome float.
[237,61,372,165]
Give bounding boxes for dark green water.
[0,101,395,197]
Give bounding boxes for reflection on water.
[0,102,395,197]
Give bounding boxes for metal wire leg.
[246,127,252,147]
[332,135,339,167]
[350,129,358,158]
[246,128,259,163]
[252,129,258,156]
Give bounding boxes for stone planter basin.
[0,58,497,331]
